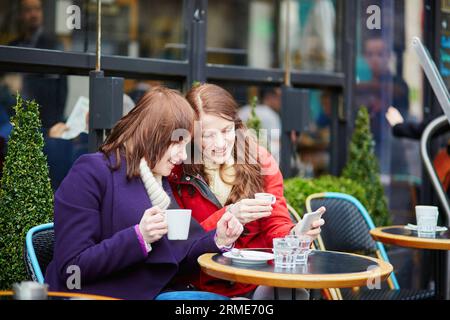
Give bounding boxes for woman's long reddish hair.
[184,84,264,204]
[100,86,195,179]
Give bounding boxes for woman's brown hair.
[184,83,264,204]
[100,86,195,179]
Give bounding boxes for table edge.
[198,251,393,289]
[0,290,119,300]
[370,226,450,250]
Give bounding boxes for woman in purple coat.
[45,87,244,300]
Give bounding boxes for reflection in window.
[0,71,181,190]
[293,89,331,177]
[355,0,424,225]
[208,83,331,176]
[0,0,185,60]
[208,0,340,72]
[279,0,337,72]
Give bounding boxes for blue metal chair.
[23,223,55,284]
[23,223,230,300]
[304,192,435,300]
[155,291,230,300]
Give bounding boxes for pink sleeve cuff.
[134,224,151,256]
[214,232,235,253]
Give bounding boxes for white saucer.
[404,224,448,232]
[223,250,274,265]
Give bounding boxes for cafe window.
[208,82,333,176]
[354,0,425,223]
[0,0,185,60]
[0,70,182,190]
[207,0,342,72]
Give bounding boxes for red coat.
[169,148,294,297]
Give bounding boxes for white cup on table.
[165,209,192,240]
[415,205,439,238]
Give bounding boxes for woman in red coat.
[169,84,325,299]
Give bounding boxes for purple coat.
[45,152,220,300]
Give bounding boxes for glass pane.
[0,0,185,60]
[0,70,181,190]
[440,1,450,88]
[207,82,332,176]
[295,89,332,177]
[207,0,341,72]
[209,83,283,164]
[354,0,427,289]
[355,0,424,218]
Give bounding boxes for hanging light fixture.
[280,0,311,177]
[88,0,124,152]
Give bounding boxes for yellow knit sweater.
[204,162,236,207]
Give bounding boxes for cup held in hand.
[255,193,276,204]
[165,209,192,240]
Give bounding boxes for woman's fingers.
[241,198,274,206]
[226,217,238,237]
[241,204,273,213]
[225,216,243,238]
[145,206,164,216]
[240,211,272,223]
[311,218,325,229]
[145,221,168,232]
[231,222,244,237]
[148,213,165,224]
[306,227,321,237]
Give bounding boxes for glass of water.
[416,206,439,238]
[296,235,313,265]
[273,238,297,268]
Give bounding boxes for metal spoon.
[231,248,244,257]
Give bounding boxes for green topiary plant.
[246,95,272,152]
[342,107,390,227]
[284,175,368,215]
[0,94,54,290]
[246,96,262,136]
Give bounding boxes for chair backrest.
[307,194,377,254]
[24,223,55,284]
[287,203,302,224]
[306,192,400,290]
[287,202,343,300]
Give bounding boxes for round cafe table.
[0,290,118,300]
[370,226,450,300]
[198,250,393,299]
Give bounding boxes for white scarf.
[139,158,171,210]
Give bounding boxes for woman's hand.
[301,219,325,240]
[215,211,244,248]
[227,199,273,225]
[49,122,69,138]
[138,206,168,244]
[293,219,325,239]
[293,206,326,240]
[385,106,404,127]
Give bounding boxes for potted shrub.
[284,175,368,214]
[0,94,53,289]
[284,107,389,227]
[342,107,390,227]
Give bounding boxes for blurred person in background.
[355,32,410,175]
[386,106,450,196]
[239,87,282,163]
[0,73,22,177]
[8,0,67,130]
[44,94,136,190]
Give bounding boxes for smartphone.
[296,209,324,234]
